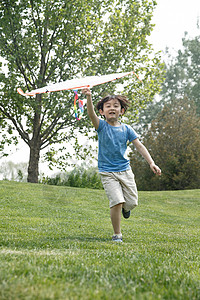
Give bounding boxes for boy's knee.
[129,192,138,210]
[129,202,138,210]
[123,201,138,212]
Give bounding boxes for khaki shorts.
[100,169,138,211]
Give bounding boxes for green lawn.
[0,181,199,300]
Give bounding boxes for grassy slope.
[0,181,199,300]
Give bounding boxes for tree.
[130,97,200,190]
[0,0,164,183]
[161,32,200,115]
[136,31,200,134]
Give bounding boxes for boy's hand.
[82,88,91,97]
[150,162,161,176]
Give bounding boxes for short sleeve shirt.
[97,119,138,172]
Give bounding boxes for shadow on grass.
[66,235,110,243]
[1,234,112,250]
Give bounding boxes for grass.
[0,180,199,300]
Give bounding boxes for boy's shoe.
[112,234,123,242]
[122,208,130,219]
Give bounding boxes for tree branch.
[40,112,61,141]
[30,0,42,48]
[0,106,30,145]
[41,135,69,150]
[41,118,73,148]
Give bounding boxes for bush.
[130,98,200,190]
[41,166,103,190]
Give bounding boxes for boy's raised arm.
[82,88,99,130]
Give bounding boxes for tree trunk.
[27,94,42,183]
[27,142,40,183]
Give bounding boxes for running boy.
[82,88,161,242]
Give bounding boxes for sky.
[1,0,200,177]
[149,0,199,53]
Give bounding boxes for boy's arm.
[82,88,99,130]
[132,138,161,175]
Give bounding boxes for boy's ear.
[99,109,104,116]
[120,108,125,115]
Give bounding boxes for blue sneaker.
[122,208,130,219]
[112,234,123,242]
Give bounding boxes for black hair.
[96,95,130,114]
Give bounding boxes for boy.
[82,89,161,242]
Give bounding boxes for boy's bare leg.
[110,203,123,234]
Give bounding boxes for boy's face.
[99,98,124,122]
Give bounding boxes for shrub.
[130,98,200,190]
[41,166,103,190]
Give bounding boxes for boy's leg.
[110,203,123,234]
[100,172,125,240]
[120,170,138,212]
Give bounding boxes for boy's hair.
[96,95,130,114]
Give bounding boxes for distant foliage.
[41,166,103,190]
[161,32,200,116]
[136,32,200,135]
[0,161,28,181]
[130,98,200,190]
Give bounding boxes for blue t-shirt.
[97,119,138,172]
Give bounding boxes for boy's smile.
[99,98,124,126]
